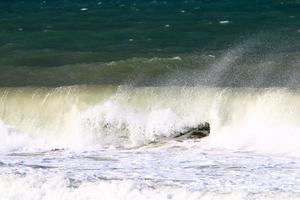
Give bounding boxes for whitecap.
[219,20,230,24]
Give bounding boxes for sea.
[1,1,300,199]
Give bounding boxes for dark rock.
[174,122,210,140]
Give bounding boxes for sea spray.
[0,86,300,155]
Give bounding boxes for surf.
[0,85,299,155]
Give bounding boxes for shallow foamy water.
[1,140,300,200]
[1,86,300,199]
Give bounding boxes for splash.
[0,86,300,155]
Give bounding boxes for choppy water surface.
[0,86,300,199]
[1,141,300,200]
[2,1,300,199]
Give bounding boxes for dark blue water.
[1,0,300,86]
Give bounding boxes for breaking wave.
[0,85,300,155]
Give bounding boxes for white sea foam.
[1,147,300,200]
[0,173,249,200]
[219,20,230,24]
[2,85,300,199]
[0,120,35,152]
[1,86,300,155]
